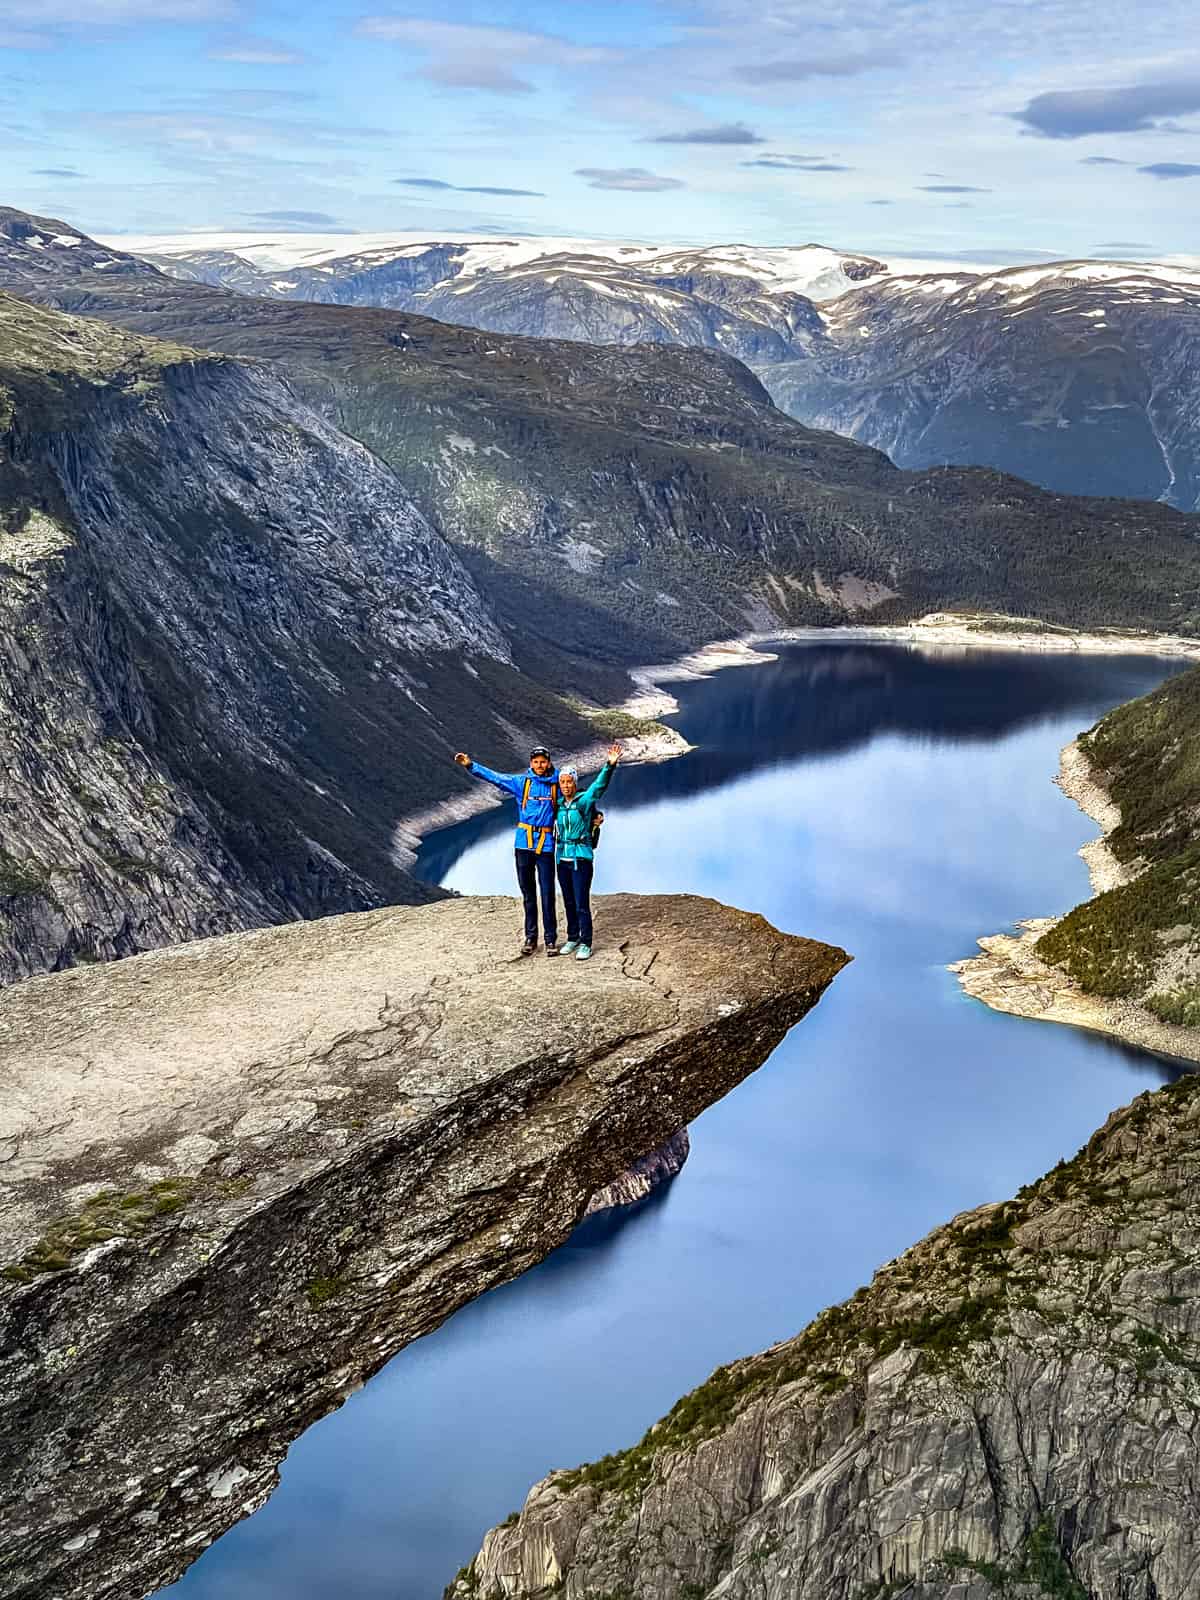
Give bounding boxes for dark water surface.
[168,643,1187,1600]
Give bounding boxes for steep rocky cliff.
[459,1066,1200,1600]
[0,892,848,1600]
[0,291,593,980]
[12,217,1200,653]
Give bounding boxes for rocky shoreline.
[951,739,1200,1065]
[771,612,1200,660]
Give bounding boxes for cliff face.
[460,1069,1200,1600]
[0,892,848,1600]
[11,208,1200,657]
[583,1126,690,1217]
[0,292,594,980]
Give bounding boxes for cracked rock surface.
[458,1066,1200,1600]
[0,892,846,1600]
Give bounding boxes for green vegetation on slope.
[30,277,1200,649]
[1035,665,1200,999]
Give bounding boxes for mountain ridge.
[6,205,1200,660]
[122,219,1200,510]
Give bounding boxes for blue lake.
[166,642,1186,1600]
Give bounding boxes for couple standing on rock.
[453,742,622,961]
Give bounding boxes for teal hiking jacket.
[555,761,615,863]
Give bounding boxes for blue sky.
[3,0,1200,257]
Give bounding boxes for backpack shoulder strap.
[551,782,559,807]
[522,776,532,810]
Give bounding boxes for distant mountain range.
[130,227,1200,510]
[134,236,884,375]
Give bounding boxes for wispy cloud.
[646,122,763,145]
[208,35,309,66]
[742,155,852,171]
[395,177,544,196]
[0,27,54,48]
[31,164,84,176]
[1013,80,1200,138]
[354,17,617,96]
[574,166,685,191]
[1079,155,1129,165]
[0,0,232,20]
[82,109,389,156]
[736,49,897,85]
[918,184,990,193]
[247,209,341,225]
[1138,161,1200,179]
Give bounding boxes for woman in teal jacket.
[555,743,621,960]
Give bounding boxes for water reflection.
[167,644,1184,1600]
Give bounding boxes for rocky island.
[0,892,847,1599]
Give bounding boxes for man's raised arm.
[453,752,522,796]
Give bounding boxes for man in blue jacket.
[454,744,561,956]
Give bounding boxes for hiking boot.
[546,942,560,957]
[521,939,537,956]
[575,943,593,961]
[560,940,580,956]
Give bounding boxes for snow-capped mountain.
[773,260,1200,508]
[123,234,887,367]
[119,228,1200,506]
[1,206,161,286]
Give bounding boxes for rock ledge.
[0,892,847,1600]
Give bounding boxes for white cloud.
[0,0,231,19]
[355,17,619,95]
[575,166,686,191]
[208,35,309,66]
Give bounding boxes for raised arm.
[453,753,523,796]
[581,743,622,806]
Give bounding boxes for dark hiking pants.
[557,857,595,946]
[515,848,557,945]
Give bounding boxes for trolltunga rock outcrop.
[0,892,847,1600]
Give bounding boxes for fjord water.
[168,643,1185,1600]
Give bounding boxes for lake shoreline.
[620,613,1200,721]
[950,738,1200,1067]
[394,613,1200,869]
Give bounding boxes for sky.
[3,0,1200,259]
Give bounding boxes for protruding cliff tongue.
[0,892,848,1600]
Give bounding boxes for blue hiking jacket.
[555,762,616,863]
[467,761,560,854]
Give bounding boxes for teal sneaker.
[560,940,580,955]
[575,943,593,961]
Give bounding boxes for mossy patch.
[305,1274,347,1307]
[1,1178,196,1284]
